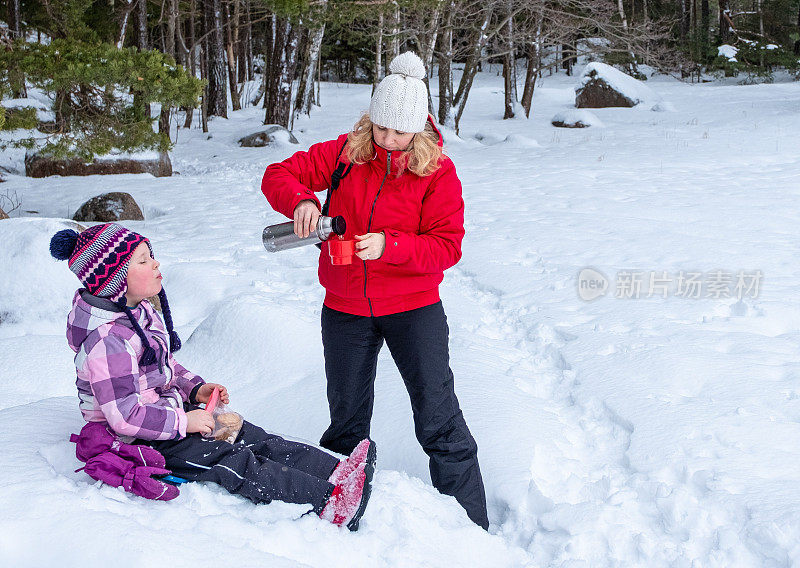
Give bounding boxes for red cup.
[328,239,355,265]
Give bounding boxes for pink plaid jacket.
[66,290,205,441]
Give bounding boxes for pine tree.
[0,40,203,159]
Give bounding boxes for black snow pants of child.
[319,301,489,530]
[148,413,339,514]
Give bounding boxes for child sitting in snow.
[50,222,374,531]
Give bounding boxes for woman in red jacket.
[262,52,488,529]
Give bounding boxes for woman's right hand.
[186,409,215,435]
[293,200,321,238]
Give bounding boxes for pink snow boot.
[320,461,374,531]
[328,438,377,485]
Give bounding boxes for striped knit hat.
[50,223,181,365]
[52,223,147,302]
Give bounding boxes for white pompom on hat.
[369,51,429,133]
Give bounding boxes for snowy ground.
[1,66,800,567]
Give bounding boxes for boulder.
[0,207,8,220]
[25,151,172,178]
[551,110,603,128]
[73,192,144,222]
[575,62,661,109]
[238,125,299,147]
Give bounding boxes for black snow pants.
[148,412,339,514]
[319,301,489,529]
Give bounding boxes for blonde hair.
[346,113,444,177]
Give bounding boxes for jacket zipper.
[363,151,392,317]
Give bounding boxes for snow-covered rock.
[575,62,663,110]
[239,125,299,147]
[25,150,172,178]
[72,191,144,223]
[551,109,604,128]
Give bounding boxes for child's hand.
[196,383,230,405]
[186,410,215,435]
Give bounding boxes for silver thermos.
[262,215,347,252]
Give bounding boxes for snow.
[94,150,162,162]
[2,64,800,566]
[1,92,55,123]
[718,44,739,61]
[551,109,604,128]
[578,62,664,110]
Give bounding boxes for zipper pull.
[386,151,391,174]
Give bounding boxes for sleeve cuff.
[188,382,204,405]
[289,188,322,218]
[174,407,188,439]
[379,229,413,265]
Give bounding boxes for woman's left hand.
[196,383,230,405]
[355,232,386,261]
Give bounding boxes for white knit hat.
[369,51,429,133]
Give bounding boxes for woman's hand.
[293,200,321,238]
[355,232,386,261]
[196,383,230,405]
[186,409,215,435]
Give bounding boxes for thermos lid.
[331,216,346,236]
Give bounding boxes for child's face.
[125,242,162,307]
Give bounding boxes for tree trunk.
[503,53,515,119]
[437,1,455,127]
[502,0,516,119]
[245,0,254,81]
[262,15,276,109]
[373,13,385,95]
[292,29,310,125]
[224,0,241,111]
[297,0,328,117]
[616,0,638,74]
[183,0,197,128]
[160,0,177,140]
[8,0,27,98]
[679,0,690,47]
[116,0,136,49]
[8,0,22,39]
[700,0,709,60]
[421,2,442,116]
[54,90,71,132]
[136,0,149,50]
[796,3,800,55]
[165,0,176,57]
[758,0,764,67]
[236,0,247,85]
[387,2,400,73]
[453,6,493,134]
[719,0,733,45]
[200,44,209,132]
[264,19,300,128]
[521,13,543,119]
[159,0,178,138]
[134,0,151,119]
[204,0,228,118]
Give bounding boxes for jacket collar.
[74,289,148,328]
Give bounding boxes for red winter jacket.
[261,118,465,317]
